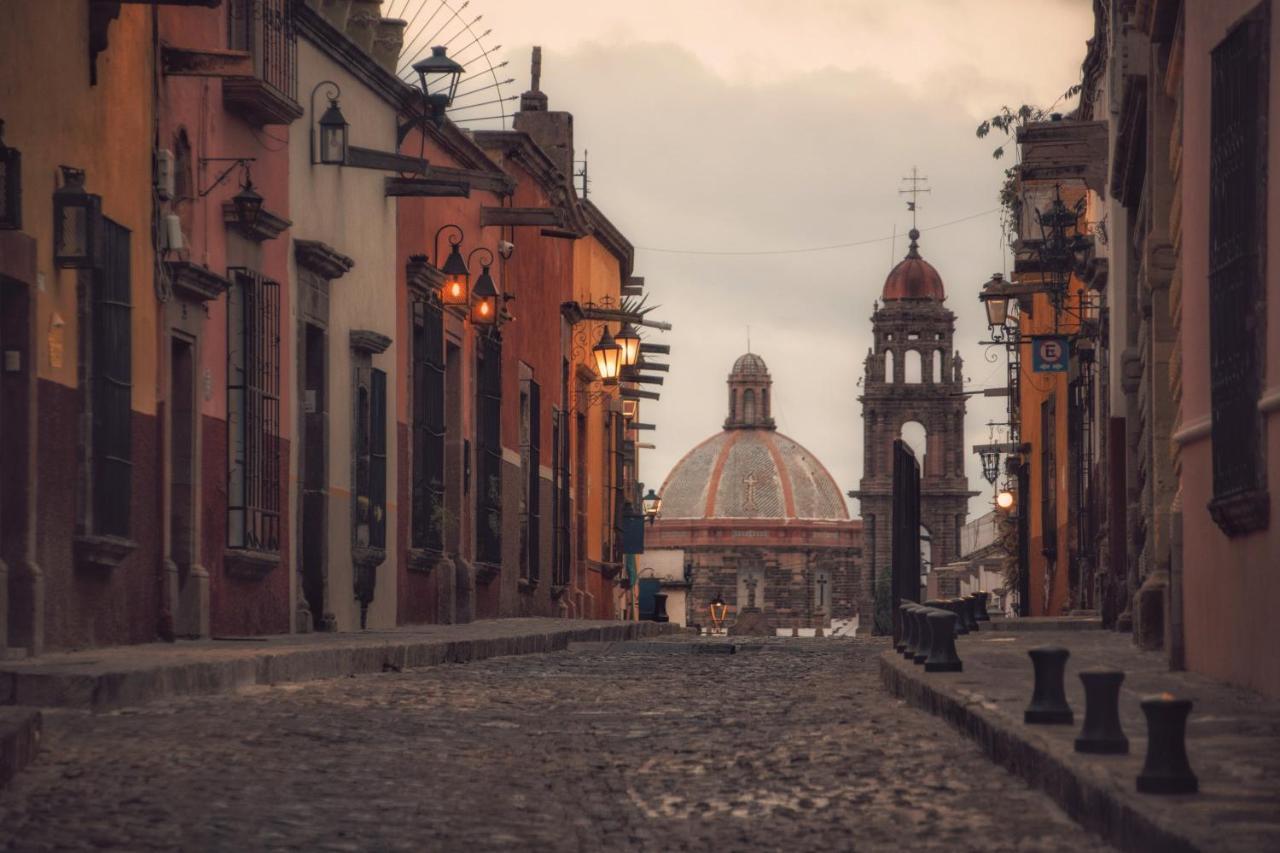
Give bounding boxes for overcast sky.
[414,0,1095,520]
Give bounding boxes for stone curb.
[987,616,1104,632]
[0,708,42,790]
[880,650,1199,853]
[1,622,678,712]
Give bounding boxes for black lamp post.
[435,224,469,307]
[52,166,101,269]
[412,46,464,128]
[469,247,498,325]
[0,120,21,230]
[310,81,349,165]
[592,326,623,384]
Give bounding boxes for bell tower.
[725,352,775,430]
[851,229,977,628]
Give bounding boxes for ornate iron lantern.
[981,272,1009,328]
[412,46,464,128]
[469,248,498,325]
[231,171,264,229]
[0,120,21,230]
[592,326,623,384]
[311,81,349,165]
[435,224,469,306]
[642,488,662,525]
[52,166,101,268]
[615,322,642,368]
[980,446,1002,485]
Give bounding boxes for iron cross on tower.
[899,165,931,230]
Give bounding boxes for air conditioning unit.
[155,149,175,201]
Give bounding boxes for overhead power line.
[635,208,1000,257]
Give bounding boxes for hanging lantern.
[231,173,264,229]
[471,263,499,325]
[0,120,21,230]
[981,273,1009,329]
[642,488,662,524]
[979,446,1002,485]
[317,95,349,165]
[440,240,469,306]
[592,326,622,384]
[412,46,465,128]
[615,322,642,367]
[52,166,102,268]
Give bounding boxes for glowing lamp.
[996,490,1015,510]
[981,272,1009,329]
[615,322,641,367]
[592,326,622,384]
[440,240,469,306]
[471,263,499,325]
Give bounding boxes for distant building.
[647,354,861,634]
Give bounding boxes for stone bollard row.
[1019,645,1198,795]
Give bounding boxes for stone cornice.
[295,238,355,280]
[165,260,231,303]
[350,329,392,354]
[295,3,415,111]
[223,203,291,241]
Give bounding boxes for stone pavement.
[0,638,1113,852]
[881,628,1280,853]
[0,619,676,711]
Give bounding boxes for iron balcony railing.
[228,0,298,102]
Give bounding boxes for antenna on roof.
[574,149,589,199]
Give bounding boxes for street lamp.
[996,489,1016,511]
[435,224,469,306]
[615,322,642,368]
[979,446,1001,485]
[469,247,498,325]
[593,326,623,384]
[709,593,728,635]
[642,488,662,525]
[52,166,102,268]
[310,81,348,165]
[231,169,263,229]
[981,273,1010,329]
[412,46,465,128]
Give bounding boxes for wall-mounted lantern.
[593,326,622,384]
[981,272,1009,329]
[979,446,1002,485]
[412,46,464,128]
[0,120,21,230]
[231,169,264,229]
[642,488,662,525]
[435,224,469,307]
[469,247,498,325]
[52,166,102,268]
[615,322,642,368]
[622,398,639,420]
[310,81,349,165]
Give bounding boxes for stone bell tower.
[851,229,977,625]
[725,352,775,429]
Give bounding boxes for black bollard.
[1075,669,1129,754]
[1136,694,1198,794]
[912,607,933,665]
[973,591,992,622]
[924,609,963,673]
[1025,646,1074,724]
[900,604,918,660]
[896,602,913,654]
[653,593,669,623]
[958,595,980,632]
[946,599,970,635]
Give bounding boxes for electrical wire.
[635,208,1000,257]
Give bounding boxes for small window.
[884,349,895,383]
[904,349,923,383]
[907,333,920,341]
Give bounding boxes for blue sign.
[1032,336,1070,373]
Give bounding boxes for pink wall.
[1179,0,1280,698]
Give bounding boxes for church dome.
[882,229,945,301]
[658,353,848,522]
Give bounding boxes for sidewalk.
[881,628,1280,853]
[0,618,679,712]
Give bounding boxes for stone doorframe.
[294,239,353,632]
[0,231,41,658]
[161,261,229,639]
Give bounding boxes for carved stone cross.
[743,472,758,509]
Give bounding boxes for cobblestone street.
[0,638,1110,852]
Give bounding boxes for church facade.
[647,354,862,633]
[850,229,977,629]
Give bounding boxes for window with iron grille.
[412,298,445,552]
[1208,0,1270,534]
[227,268,281,552]
[354,367,387,551]
[552,405,571,587]
[519,379,541,582]
[227,0,297,101]
[476,332,503,566]
[89,219,133,538]
[1040,395,1057,558]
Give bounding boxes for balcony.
[223,0,303,126]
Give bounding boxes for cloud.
[442,0,1094,520]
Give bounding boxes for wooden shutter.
[371,367,387,550]
[93,218,132,537]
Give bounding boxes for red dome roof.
[882,229,945,301]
